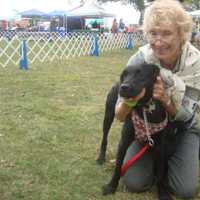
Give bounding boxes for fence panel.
[0,36,21,68]
[0,31,145,68]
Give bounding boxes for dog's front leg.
[96,99,116,165]
[97,83,119,165]
[102,116,134,195]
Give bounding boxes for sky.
[0,0,79,18]
[0,0,140,25]
[104,2,140,25]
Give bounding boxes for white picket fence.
[0,31,145,68]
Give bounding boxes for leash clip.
[148,137,154,147]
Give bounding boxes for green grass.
[0,49,199,200]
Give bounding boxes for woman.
[115,0,200,198]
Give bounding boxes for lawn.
[0,49,199,200]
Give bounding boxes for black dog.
[97,63,181,200]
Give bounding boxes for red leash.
[121,143,150,176]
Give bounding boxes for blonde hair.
[143,0,193,44]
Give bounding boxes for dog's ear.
[151,64,160,82]
[146,63,160,77]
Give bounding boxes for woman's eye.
[150,31,157,36]
[163,31,172,36]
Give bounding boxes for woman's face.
[147,24,182,64]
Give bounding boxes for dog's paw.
[102,184,116,195]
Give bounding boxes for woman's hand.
[153,76,170,106]
[153,76,176,116]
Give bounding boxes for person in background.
[115,0,200,199]
[111,18,118,33]
[127,24,135,33]
[119,18,125,32]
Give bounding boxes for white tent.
[68,2,115,18]
[189,10,200,18]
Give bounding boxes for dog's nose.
[120,84,129,91]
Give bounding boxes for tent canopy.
[19,9,46,17]
[68,2,115,18]
[47,10,69,17]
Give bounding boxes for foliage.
[186,0,200,9]
[97,0,199,10]
[97,0,199,24]
[129,0,145,11]
[180,0,200,10]
[97,0,147,25]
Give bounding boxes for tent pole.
[66,15,68,32]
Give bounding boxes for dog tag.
[147,102,156,113]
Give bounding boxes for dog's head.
[119,63,160,104]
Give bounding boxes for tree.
[98,0,146,25]
[129,0,145,25]
[97,0,191,25]
[185,0,200,9]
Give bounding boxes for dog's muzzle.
[119,83,142,98]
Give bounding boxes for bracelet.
[124,100,137,108]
